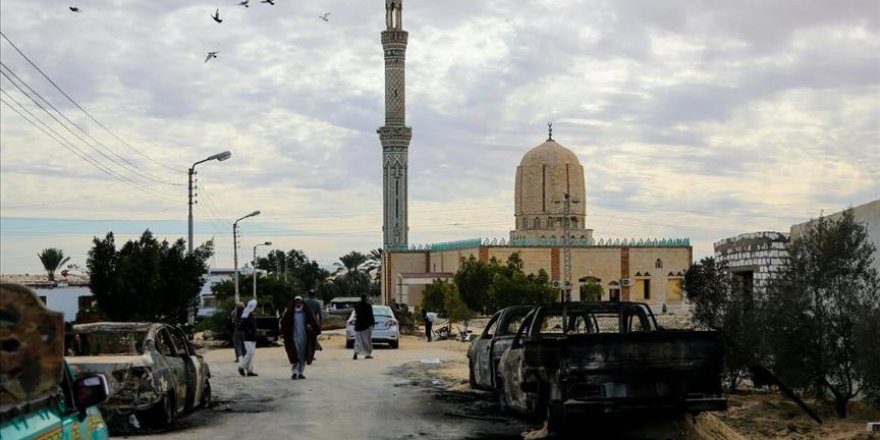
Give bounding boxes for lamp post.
[233,210,261,304]
[188,151,232,254]
[252,241,272,300]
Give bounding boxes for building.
[714,232,789,296]
[0,273,93,322]
[383,134,693,314]
[714,199,879,292]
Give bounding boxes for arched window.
[655,258,663,269]
[547,218,555,228]
[534,217,541,229]
[571,218,578,228]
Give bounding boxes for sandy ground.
[124,330,877,440]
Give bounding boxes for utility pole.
[555,192,579,302]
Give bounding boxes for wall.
[32,286,93,322]
[790,199,880,277]
[714,231,790,296]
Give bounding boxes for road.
[138,332,532,440]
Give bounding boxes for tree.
[87,230,213,323]
[37,248,71,282]
[684,257,762,393]
[454,255,494,314]
[422,279,454,317]
[579,278,604,302]
[766,209,880,418]
[332,251,372,297]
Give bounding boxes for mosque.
[377,1,691,314]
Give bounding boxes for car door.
[156,328,188,416]
[499,310,537,413]
[471,312,501,388]
[173,327,209,408]
[488,307,530,389]
[167,326,200,411]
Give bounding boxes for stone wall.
[714,231,789,295]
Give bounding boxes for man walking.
[422,307,432,342]
[280,296,320,380]
[352,294,374,360]
[237,299,259,377]
[304,290,323,353]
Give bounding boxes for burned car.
[67,322,211,427]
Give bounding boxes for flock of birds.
[67,4,331,63]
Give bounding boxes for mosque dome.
[511,137,590,242]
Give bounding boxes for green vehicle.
[0,283,111,440]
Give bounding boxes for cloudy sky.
[1,0,877,275]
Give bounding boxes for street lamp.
[188,150,232,254]
[233,210,261,304]
[252,241,272,300]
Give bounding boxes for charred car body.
[467,305,532,390]
[67,322,211,427]
[497,302,726,431]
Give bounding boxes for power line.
[0,31,181,173]
[0,63,179,186]
[0,92,178,202]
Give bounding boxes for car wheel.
[390,341,399,349]
[147,391,175,428]
[468,360,477,389]
[346,339,354,349]
[546,400,566,433]
[200,380,212,408]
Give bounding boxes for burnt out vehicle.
[497,302,726,432]
[467,305,532,390]
[67,322,211,428]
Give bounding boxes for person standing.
[237,299,259,377]
[352,294,375,360]
[280,296,320,380]
[422,307,432,342]
[230,302,246,362]
[304,290,323,353]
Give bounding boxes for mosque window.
[547,218,555,228]
[655,259,663,269]
[534,218,541,229]
[571,218,578,228]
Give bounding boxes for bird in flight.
[238,0,249,7]
[211,9,222,23]
[69,6,81,12]
[205,51,219,62]
[261,0,275,5]
[319,12,330,22]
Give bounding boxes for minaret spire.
[378,0,411,251]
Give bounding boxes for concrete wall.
[790,199,880,276]
[31,286,93,322]
[386,245,692,314]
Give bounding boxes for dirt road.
[138,333,532,440]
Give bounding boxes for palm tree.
[38,248,71,282]
[366,248,383,281]
[333,251,370,296]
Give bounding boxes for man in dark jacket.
[237,299,259,377]
[352,294,374,360]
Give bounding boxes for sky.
[1,0,878,276]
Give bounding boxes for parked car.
[67,322,212,428]
[328,296,361,316]
[1,283,111,440]
[497,302,726,432]
[466,305,533,390]
[345,305,400,349]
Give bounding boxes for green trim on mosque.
[388,237,690,253]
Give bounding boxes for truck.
[0,283,111,440]
[497,301,726,432]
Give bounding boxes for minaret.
[378,0,411,251]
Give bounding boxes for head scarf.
[241,299,257,319]
[294,295,304,312]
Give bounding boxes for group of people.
[229,292,377,379]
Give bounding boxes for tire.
[146,391,175,428]
[345,339,354,349]
[200,380,212,408]
[546,400,566,433]
[390,340,399,349]
[468,360,477,389]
